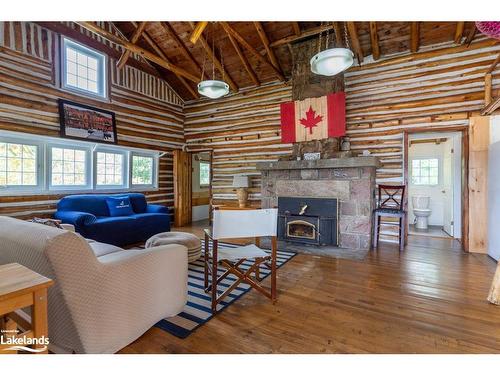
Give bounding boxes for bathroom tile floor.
[408,224,452,238]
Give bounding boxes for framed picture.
[58,99,118,144]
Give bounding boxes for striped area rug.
[154,240,296,338]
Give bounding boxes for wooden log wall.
[184,37,500,241]
[0,21,184,219]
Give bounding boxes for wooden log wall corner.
[184,38,500,243]
[0,21,184,219]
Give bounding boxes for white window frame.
[47,143,92,191]
[61,37,108,99]
[199,161,210,187]
[0,136,44,194]
[410,157,440,186]
[130,151,158,189]
[93,147,128,190]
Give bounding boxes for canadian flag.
[280,92,346,143]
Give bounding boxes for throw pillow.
[105,196,134,217]
[29,217,63,229]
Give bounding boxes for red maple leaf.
[300,106,323,134]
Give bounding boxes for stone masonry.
[256,157,380,251]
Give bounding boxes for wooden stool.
[372,185,407,252]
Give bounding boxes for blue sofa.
[54,193,171,246]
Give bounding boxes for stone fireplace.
[257,157,380,256]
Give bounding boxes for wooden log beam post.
[131,22,198,99]
[269,24,335,48]
[292,22,301,36]
[346,22,363,64]
[333,22,344,47]
[488,263,500,305]
[369,22,380,60]
[253,21,284,75]
[75,21,200,83]
[410,22,420,53]
[485,73,492,106]
[220,22,285,82]
[224,28,260,86]
[465,23,476,47]
[454,22,465,44]
[190,21,208,44]
[188,22,238,92]
[116,21,147,69]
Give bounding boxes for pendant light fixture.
[310,22,354,76]
[198,22,230,99]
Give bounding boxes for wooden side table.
[0,263,54,354]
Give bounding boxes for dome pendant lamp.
[198,22,230,99]
[310,22,354,76]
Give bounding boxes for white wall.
[408,142,446,226]
[488,115,500,261]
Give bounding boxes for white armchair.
[0,216,188,353]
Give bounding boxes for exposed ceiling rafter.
[369,22,380,60]
[224,28,260,86]
[116,21,147,69]
[253,21,284,76]
[346,22,363,64]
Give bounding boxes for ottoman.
[145,232,202,262]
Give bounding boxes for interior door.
[442,139,454,236]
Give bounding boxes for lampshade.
[197,80,230,99]
[232,175,249,188]
[310,48,354,76]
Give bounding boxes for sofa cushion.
[128,193,148,213]
[58,195,110,216]
[84,216,138,246]
[106,196,134,217]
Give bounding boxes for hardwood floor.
[119,220,500,354]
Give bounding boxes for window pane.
[200,162,210,185]
[430,176,438,185]
[429,159,438,167]
[50,146,87,187]
[96,151,124,186]
[132,155,153,185]
[64,39,106,97]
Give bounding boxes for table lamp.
[232,175,250,208]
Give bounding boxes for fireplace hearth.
[257,156,381,257]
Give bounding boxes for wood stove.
[278,197,338,246]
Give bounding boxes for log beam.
[481,96,500,115]
[224,28,260,86]
[465,23,476,47]
[117,21,147,70]
[269,24,335,48]
[131,22,198,99]
[369,22,380,60]
[485,73,492,106]
[292,22,301,36]
[189,21,208,44]
[220,22,285,81]
[253,21,283,74]
[486,52,500,74]
[75,21,200,83]
[410,22,420,53]
[346,22,363,64]
[454,22,465,44]
[188,22,238,91]
[333,22,344,47]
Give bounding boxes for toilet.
[412,196,432,230]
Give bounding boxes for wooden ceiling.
[107,21,479,101]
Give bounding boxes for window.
[411,158,439,185]
[62,38,107,98]
[95,151,125,187]
[199,162,210,186]
[131,154,154,186]
[49,146,89,188]
[0,131,158,195]
[0,141,39,188]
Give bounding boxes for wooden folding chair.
[203,207,278,313]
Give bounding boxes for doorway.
[173,149,213,228]
[406,132,462,239]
